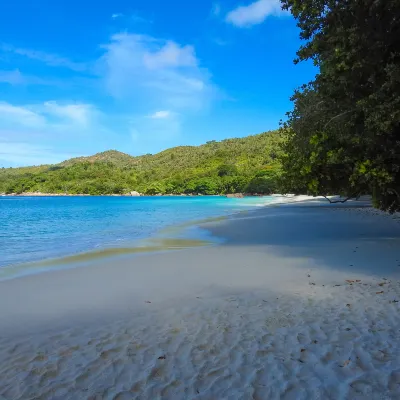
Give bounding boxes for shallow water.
[0,195,278,269]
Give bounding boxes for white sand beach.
[1,199,400,399]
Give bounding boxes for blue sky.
[0,0,316,167]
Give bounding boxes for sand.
[1,198,400,399]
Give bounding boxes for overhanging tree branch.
[323,194,358,203]
[324,109,356,129]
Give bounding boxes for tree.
[220,176,249,194]
[280,0,400,212]
[217,163,238,177]
[193,178,219,195]
[144,182,165,195]
[246,169,280,194]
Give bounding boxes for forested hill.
[0,131,284,195]
[59,150,139,167]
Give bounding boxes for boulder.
[226,193,244,198]
[130,191,141,197]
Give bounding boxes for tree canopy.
[280,0,400,212]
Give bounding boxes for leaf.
[376,291,384,295]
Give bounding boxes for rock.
[130,191,141,197]
[226,193,244,198]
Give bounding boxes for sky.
[0,0,316,167]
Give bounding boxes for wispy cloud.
[7,101,98,129]
[212,37,229,46]
[0,102,46,128]
[130,13,151,24]
[0,28,220,163]
[100,33,216,111]
[149,110,171,119]
[211,3,221,17]
[112,12,151,24]
[0,44,87,72]
[143,41,197,69]
[0,69,24,85]
[0,142,77,167]
[226,0,288,27]
[0,69,86,87]
[0,101,108,165]
[41,101,96,127]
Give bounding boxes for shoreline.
[1,192,268,197]
[0,195,324,280]
[1,199,400,398]
[1,197,398,332]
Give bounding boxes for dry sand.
[1,199,400,399]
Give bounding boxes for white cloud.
[0,101,108,166]
[99,33,216,111]
[0,30,220,164]
[0,100,99,136]
[0,69,91,88]
[42,101,95,127]
[0,142,76,166]
[143,41,197,69]
[0,69,24,85]
[226,0,288,27]
[0,102,45,128]
[149,110,171,119]
[1,44,87,72]
[112,12,151,23]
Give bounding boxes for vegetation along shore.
[0,131,283,197]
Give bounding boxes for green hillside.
[59,150,139,167]
[0,131,284,195]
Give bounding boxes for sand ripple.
[1,278,400,399]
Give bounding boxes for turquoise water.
[0,196,276,270]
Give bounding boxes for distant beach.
[1,197,400,399]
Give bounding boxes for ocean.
[0,195,278,276]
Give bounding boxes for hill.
[59,150,138,167]
[0,131,284,195]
